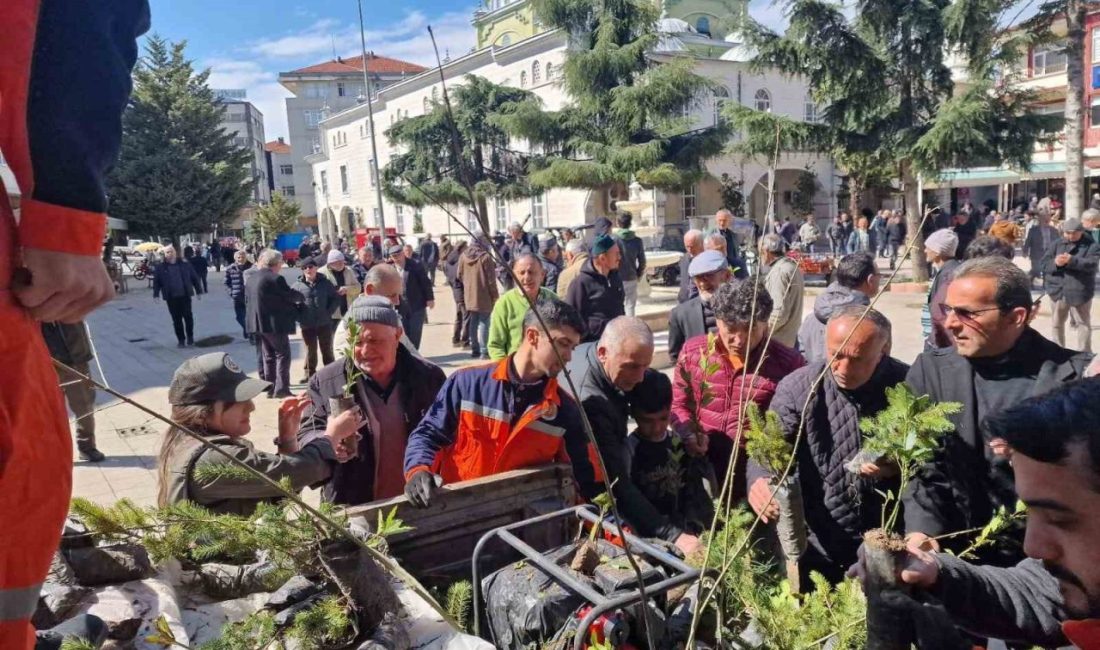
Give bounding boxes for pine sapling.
[856,384,961,650]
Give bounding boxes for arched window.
[520,70,527,87]
[696,16,711,37]
[500,34,512,46]
[423,97,430,112]
[754,88,772,112]
[713,86,731,125]
[545,62,554,80]
[804,95,818,123]
[532,60,541,84]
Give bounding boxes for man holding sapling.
[748,307,908,584]
[299,296,445,505]
[903,257,1093,562]
[403,299,601,508]
[850,379,1100,649]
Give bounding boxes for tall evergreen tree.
[381,75,539,234]
[502,0,730,192]
[746,0,1056,280]
[108,36,252,246]
[251,191,302,241]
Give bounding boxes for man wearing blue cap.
[668,250,731,362]
[565,234,626,342]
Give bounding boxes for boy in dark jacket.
[292,258,340,382]
[627,371,713,536]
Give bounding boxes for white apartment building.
[307,6,835,243]
[215,90,270,205]
[277,54,426,222]
[264,138,295,199]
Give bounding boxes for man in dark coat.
[565,317,701,556]
[713,209,741,269]
[749,308,907,583]
[538,236,563,294]
[299,296,445,505]
[246,250,304,397]
[668,250,729,362]
[418,233,440,285]
[41,321,104,462]
[385,243,434,349]
[291,257,340,383]
[1043,218,1100,353]
[1022,212,1058,287]
[152,245,204,347]
[903,257,1093,563]
[224,249,252,339]
[444,240,470,347]
[678,229,705,303]
[565,234,625,343]
[498,222,539,291]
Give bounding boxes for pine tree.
[380,75,540,234]
[108,36,252,246]
[746,0,1058,280]
[502,0,729,193]
[251,191,302,241]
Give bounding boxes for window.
[373,207,381,227]
[304,109,324,129]
[1033,43,1067,76]
[233,136,249,147]
[532,60,541,84]
[545,62,554,80]
[395,205,405,234]
[754,89,772,112]
[310,135,321,153]
[281,185,296,196]
[531,193,545,229]
[1094,29,1100,63]
[467,209,480,234]
[1090,98,1100,128]
[320,170,328,195]
[501,34,512,46]
[279,164,293,175]
[1040,102,1066,133]
[804,95,818,123]
[226,112,246,123]
[339,165,349,194]
[337,81,346,97]
[520,70,527,87]
[305,85,326,99]
[682,184,697,218]
[713,86,730,125]
[696,16,711,37]
[368,158,378,187]
[495,196,508,231]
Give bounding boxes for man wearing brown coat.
[461,237,499,360]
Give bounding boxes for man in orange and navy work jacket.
[403,299,601,507]
[2,3,149,648]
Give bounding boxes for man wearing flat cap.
[298,295,445,505]
[1043,217,1100,352]
[385,243,434,349]
[668,250,731,362]
[565,234,626,343]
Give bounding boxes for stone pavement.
[69,257,1097,506]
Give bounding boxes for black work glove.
[404,471,440,509]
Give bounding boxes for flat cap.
[689,250,728,277]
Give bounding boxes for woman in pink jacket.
[671,279,805,502]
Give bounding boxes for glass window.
[501,34,512,46]
[337,82,346,97]
[1094,30,1100,64]
[1040,102,1066,133]
[531,193,545,229]
[279,164,293,175]
[545,62,554,80]
[281,186,296,196]
[1091,97,1100,128]
[682,184,697,218]
[495,196,508,232]
[532,60,541,84]
[304,109,323,128]
[368,158,378,187]
[713,86,730,125]
[468,209,481,234]
[754,89,771,112]
[804,95,818,123]
[520,70,527,88]
[310,135,321,153]
[320,170,328,195]
[1033,43,1068,76]
[696,16,711,37]
[339,165,349,194]
[395,205,405,234]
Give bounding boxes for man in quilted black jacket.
[747,306,908,584]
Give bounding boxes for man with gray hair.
[245,249,304,397]
[903,256,1093,560]
[759,233,804,348]
[678,228,705,302]
[1042,217,1100,353]
[565,317,702,555]
[557,238,589,299]
[748,306,908,583]
[499,221,540,291]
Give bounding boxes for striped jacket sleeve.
[2,0,150,256]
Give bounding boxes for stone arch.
[338,206,356,236]
[319,207,337,243]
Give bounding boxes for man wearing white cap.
[319,249,361,333]
[668,250,730,362]
[922,228,961,350]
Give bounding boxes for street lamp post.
[357,0,387,236]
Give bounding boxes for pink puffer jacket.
[671,334,805,445]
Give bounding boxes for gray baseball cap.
[1063,218,1084,232]
[168,353,271,406]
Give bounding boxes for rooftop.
[264,140,291,154]
[284,53,426,76]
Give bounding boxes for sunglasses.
[941,300,1040,323]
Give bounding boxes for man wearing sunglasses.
[903,256,1093,564]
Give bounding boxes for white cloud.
[748,0,789,33]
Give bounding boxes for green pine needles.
[744,403,793,477]
[858,384,962,531]
[342,318,365,398]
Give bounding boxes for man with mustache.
[850,379,1100,649]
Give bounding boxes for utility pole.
[357,0,387,237]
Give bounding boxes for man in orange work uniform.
[403,299,601,507]
[1,2,149,647]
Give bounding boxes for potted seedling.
[331,316,364,417]
[744,403,805,592]
[571,490,614,576]
[856,384,960,650]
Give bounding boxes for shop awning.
[925,162,1094,189]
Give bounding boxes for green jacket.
[487,287,556,360]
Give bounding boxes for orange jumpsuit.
[0,2,148,646]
